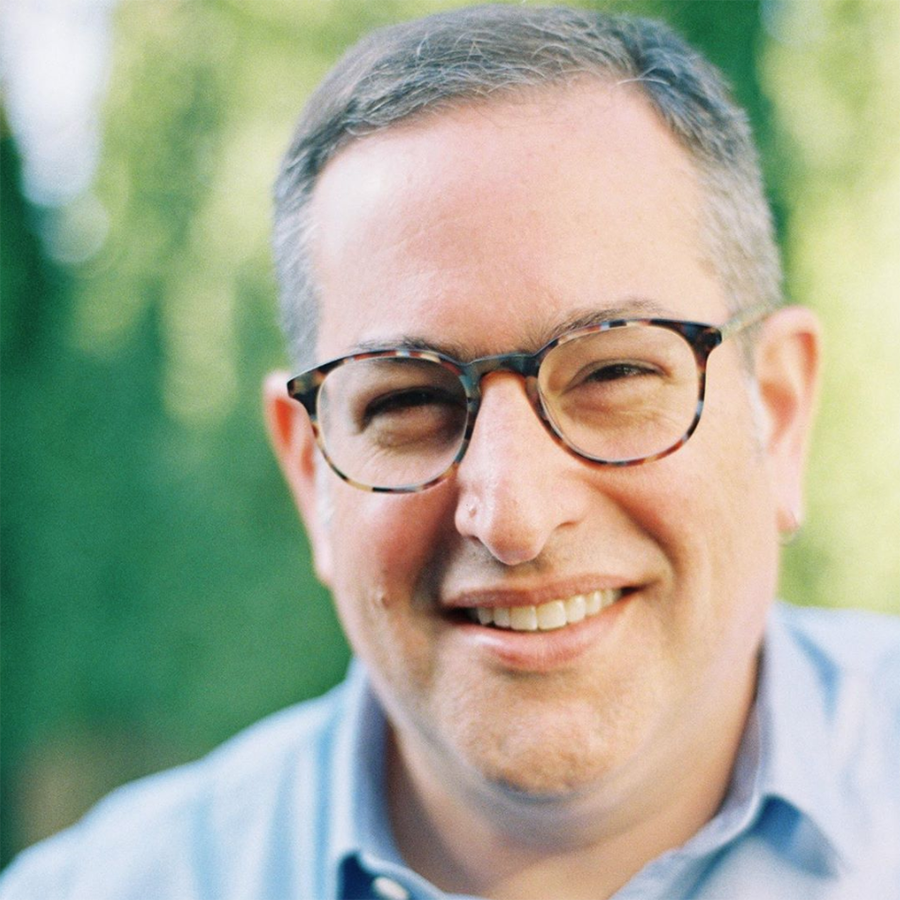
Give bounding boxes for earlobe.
[263,372,334,585]
[753,307,822,533]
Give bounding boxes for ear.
[752,307,822,534]
[263,371,333,585]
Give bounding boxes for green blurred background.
[1,0,898,867]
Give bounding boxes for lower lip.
[450,593,633,673]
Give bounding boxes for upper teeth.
[469,589,622,632]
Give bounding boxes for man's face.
[292,83,790,803]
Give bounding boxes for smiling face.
[270,82,817,817]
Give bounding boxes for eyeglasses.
[287,303,772,493]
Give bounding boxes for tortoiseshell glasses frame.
[286,302,773,493]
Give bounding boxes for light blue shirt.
[2,602,899,899]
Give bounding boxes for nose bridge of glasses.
[460,353,546,437]
[465,352,538,389]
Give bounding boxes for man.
[2,5,898,899]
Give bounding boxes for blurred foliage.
[1,0,897,867]
[1,115,97,860]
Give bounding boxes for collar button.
[371,875,411,900]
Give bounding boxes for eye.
[364,387,463,424]
[357,386,468,452]
[584,361,660,383]
[559,359,667,414]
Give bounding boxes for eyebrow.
[549,298,678,336]
[347,297,680,361]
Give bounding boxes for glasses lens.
[539,324,700,463]
[317,356,468,489]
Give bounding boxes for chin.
[459,746,628,848]
[457,714,633,805]
[488,767,602,804]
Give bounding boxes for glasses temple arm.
[719,301,776,340]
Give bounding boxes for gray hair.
[273,4,782,369]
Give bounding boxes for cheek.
[324,487,462,728]
[325,485,455,649]
[709,438,778,624]
[620,390,776,625]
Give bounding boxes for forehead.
[309,81,727,361]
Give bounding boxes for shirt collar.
[327,660,400,875]
[752,602,855,870]
[327,661,443,900]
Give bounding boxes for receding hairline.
[314,71,673,170]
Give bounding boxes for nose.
[453,374,587,566]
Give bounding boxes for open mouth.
[464,588,625,632]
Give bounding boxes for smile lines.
[466,589,623,632]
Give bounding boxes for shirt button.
[371,875,411,900]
